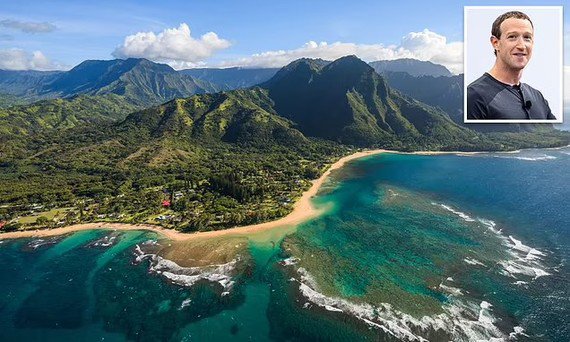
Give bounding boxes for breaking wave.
[133,242,239,295]
[285,262,514,341]
[493,154,557,161]
[85,233,119,248]
[434,203,551,281]
[25,236,63,250]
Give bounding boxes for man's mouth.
[513,53,527,57]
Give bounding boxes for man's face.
[491,17,534,71]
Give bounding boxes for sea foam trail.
[85,233,119,248]
[288,264,507,341]
[434,203,550,281]
[493,154,557,161]
[134,243,239,293]
[26,236,62,249]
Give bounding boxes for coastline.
[0,148,482,241]
[0,149,388,241]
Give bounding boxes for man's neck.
[489,63,524,86]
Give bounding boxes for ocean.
[0,147,568,341]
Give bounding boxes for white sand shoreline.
[0,149,499,241]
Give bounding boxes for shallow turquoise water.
[0,147,568,341]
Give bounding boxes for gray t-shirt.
[467,73,556,120]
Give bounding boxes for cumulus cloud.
[214,29,463,74]
[113,23,231,65]
[0,48,64,70]
[0,19,56,33]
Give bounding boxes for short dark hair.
[491,11,534,56]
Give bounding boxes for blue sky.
[0,0,568,73]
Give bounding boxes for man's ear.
[490,35,500,53]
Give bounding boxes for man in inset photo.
[467,11,557,121]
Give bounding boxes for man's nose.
[515,39,526,49]
[515,36,528,48]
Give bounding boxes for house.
[0,221,6,230]
[162,200,171,207]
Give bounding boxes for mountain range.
[0,55,567,152]
[0,57,454,106]
[0,58,215,107]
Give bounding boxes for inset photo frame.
[464,6,563,123]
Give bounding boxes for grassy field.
[17,207,74,224]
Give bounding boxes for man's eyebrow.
[503,30,534,36]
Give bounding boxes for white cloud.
[0,19,56,33]
[0,48,64,70]
[212,29,463,74]
[112,23,231,64]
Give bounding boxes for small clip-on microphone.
[524,100,532,110]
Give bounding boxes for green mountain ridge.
[0,58,216,108]
[118,88,307,148]
[264,55,482,149]
[40,58,216,107]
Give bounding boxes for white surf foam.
[478,301,495,326]
[435,203,476,222]
[499,260,550,279]
[493,154,557,161]
[498,236,550,280]
[432,203,551,282]
[508,236,546,258]
[134,244,239,292]
[464,258,486,267]
[290,267,505,341]
[86,234,118,248]
[509,326,529,339]
[439,284,464,296]
[479,218,501,234]
[27,237,60,249]
[325,305,343,312]
[178,298,192,310]
[512,281,528,286]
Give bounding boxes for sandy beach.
[0,148,473,241]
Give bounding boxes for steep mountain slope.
[264,55,480,148]
[0,58,217,107]
[39,58,215,107]
[0,70,62,97]
[117,88,307,149]
[0,94,138,139]
[382,71,463,121]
